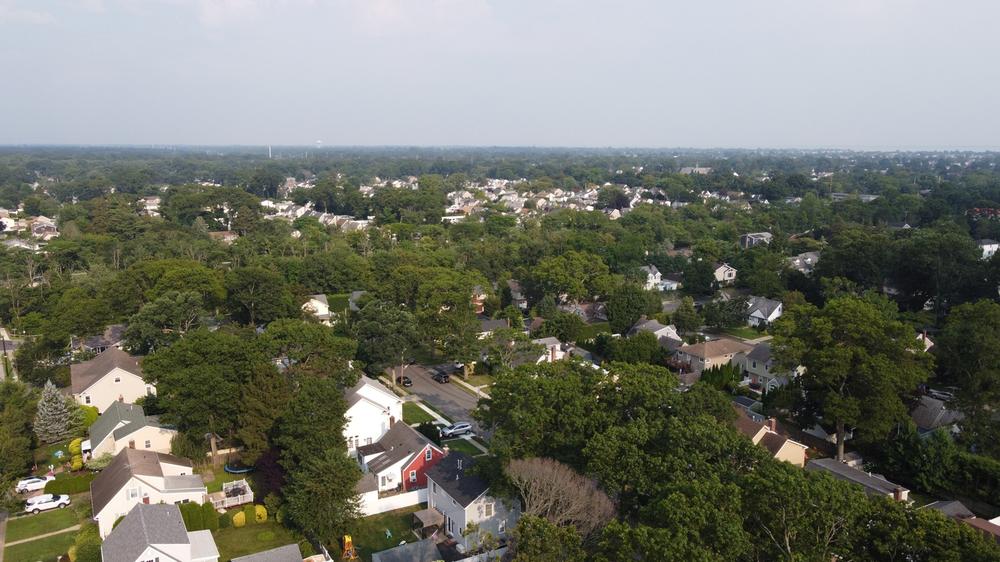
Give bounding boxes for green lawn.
[334,505,423,562]
[3,529,76,562]
[443,438,485,457]
[403,402,436,424]
[464,374,494,387]
[33,440,72,473]
[5,509,79,543]
[200,465,251,494]
[579,322,612,340]
[721,326,765,340]
[213,520,304,561]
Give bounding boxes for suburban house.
[734,409,808,467]
[558,302,608,323]
[371,539,442,562]
[739,232,773,249]
[661,273,683,291]
[344,376,404,454]
[358,421,446,495]
[70,323,126,354]
[746,296,782,327]
[911,395,964,435]
[978,239,999,260]
[100,503,219,562]
[427,452,520,553]
[85,401,177,458]
[506,279,528,310]
[627,317,683,349]
[208,230,239,245]
[640,265,662,291]
[91,449,207,537]
[675,338,753,378]
[805,458,909,502]
[713,263,737,285]
[478,317,510,338]
[301,294,332,325]
[71,347,153,413]
[140,196,162,217]
[925,501,1000,544]
[736,342,801,393]
[471,286,488,315]
[788,251,820,275]
[232,544,307,562]
[732,395,765,422]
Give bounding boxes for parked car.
[432,371,450,384]
[16,475,55,494]
[440,422,473,438]
[396,376,413,387]
[25,494,70,514]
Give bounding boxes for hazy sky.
[2,0,998,148]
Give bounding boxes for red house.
[357,422,446,493]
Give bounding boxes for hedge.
[45,473,96,495]
[243,504,256,524]
[203,502,220,531]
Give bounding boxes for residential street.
[397,365,481,430]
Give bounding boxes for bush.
[202,502,220,531]
[69,438,83,455]
[180,502,204,531]
[85,453,113,471]
[45,473,95,495]
[416,422,442,446]
[243,504,256,525]
[264,493,283,524]
[67,545,77,562]
[254,504,267,523]
[74,523,101,562]
[79,405,99,428]
[219,510,232,529]
[233,511,246,528]
[71,455,84,471]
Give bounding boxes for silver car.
[15,475,54,494]
[25,494,70,514]
[440,422,473,438]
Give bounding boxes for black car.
[432,371,450,383]
[396,376,413,387]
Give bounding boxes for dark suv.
[432,370,450,383]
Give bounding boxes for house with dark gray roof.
[100,503,219,562]
[85,401,177,458]
[91,448,206,537]
[358,421,445,495]
[911,395,964,435]
[232,544,304,562]
[806,458,909,501]
[71,347,152,413]
[426,452,519,553]
[70,323,126,354]
[371,538,442,562]
[746,296,782,327]
[735,342,801,393]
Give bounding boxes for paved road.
[399,365,480,427]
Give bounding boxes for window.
[409,470,417,483]
[380,476,388,487]
[425,448,433,461]
[127,487,140,500]
[484,503,494,517]
[114,377,121,383]
[84,396,91,405]
[144,440,151,448]
[365,437,372,445]
[433,482,437,493]
[498,520,506,534]
[752,361,757,369]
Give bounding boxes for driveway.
[398,365,481,428]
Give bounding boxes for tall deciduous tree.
[224,267,294,325]
[606,284,660,334]
[353,300,419,375]
[123,291,206,354]
[772,295,932,460]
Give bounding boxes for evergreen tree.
[34,380,76,443]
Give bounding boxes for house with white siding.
[344,376,403,454]
[71,348,154,413]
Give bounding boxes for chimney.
[893,487,904,502]
[550,346,557,362]
[766,418,776,432]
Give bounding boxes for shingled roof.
[88,401,147,448]
[90,448,195,516]
[425,452,488,508]
[100,504,190,562]
[70,347,143,394]
[366,422,438,475]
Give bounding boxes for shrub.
[202,502,220,531]
[85,453,113,471]
[45,473,95,495]
[74,523,101,562]
[264,493,283,524]
[171,432,206,460]
[67,545,77,562]
[233,511,246,528]
[180,502,204,531]
[69,438,83,455]
[243,503,256,524]
[71,454,84,471]
[219,510,232,529]
[79,405,99,428]
[254,504,267,523]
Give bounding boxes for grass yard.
[463,374,494,387]
[333,505,423,562]
[721,326,766,340]
[213,520,305,561]
[33,440,71,473]
[443,438,485,457]
[579,322,612,340]
[200,464,252,494]
[403,402,436,424]
[3,529,77,562]
[5,509,79,543]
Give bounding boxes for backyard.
[33,440,72,474]
[199,463,253,494]
[329,505,423,562]
[212,520,306,561]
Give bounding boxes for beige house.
[675,338,753,376]
[71,348,153,413]
[85,402,176,459]
[302,294,332,325]
[735,409,808,467]
[91,449,206,538]
[713,263,737,285]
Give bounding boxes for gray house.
[426,452,520,553]
[101,503,219,562]
[806,458,909,501]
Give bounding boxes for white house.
[739,232,773,249]
[713,263,737,285]
[746,296,783,327]
[628,317,681,342]
[344,376,404,454]
[91,449,207,538]
[85,401,177,458]
[71,348,154,413]
[977,239,999,260]
[426,453,520,553]
[302,294,332,325]
[100,503,219,562]
[639,265,662,291]
[357,422,445,495]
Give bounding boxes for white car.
[15,476,55,494]
[25,494,70,514]
[440,422,473,438]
